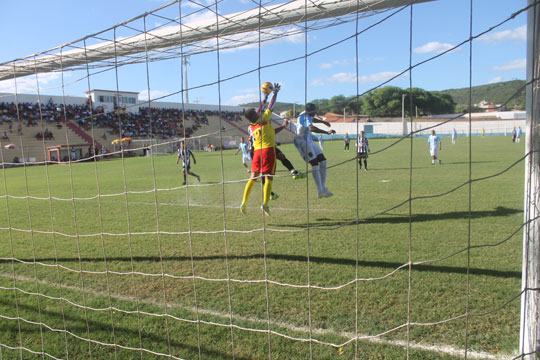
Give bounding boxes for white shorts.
[430,148,438,157]
[294,136,323,162]
[242,154,251,165]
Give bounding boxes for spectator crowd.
[0,99,245,142]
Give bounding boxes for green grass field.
[0,135,526,359]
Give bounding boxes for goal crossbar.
[0,0,434,81]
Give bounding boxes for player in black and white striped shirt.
[357,131,370,171]
[176,141,200,185]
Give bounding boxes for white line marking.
[0,273,517,359]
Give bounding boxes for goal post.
[520,0,540,357]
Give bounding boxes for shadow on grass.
[1,208,521,280]
[3,254,521,280]
[278,206,522,227]
[373,160,497,171]
[0,298,250,360]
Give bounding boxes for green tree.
[361,86,456,117]
[361,86,403,117]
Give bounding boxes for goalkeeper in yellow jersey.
[240,83,281,216]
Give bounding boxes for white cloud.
[320,63,333,70]
[309,71,402,86]
[182,0,215,9]
[236,87,259,94]
[225,93,259,106]
[0,73,62,94]
[182,9,215,24]
[492,59,526,71]
[329,72,357,83]
[309,78,326,87]
[138,89,171,101]
[488,76,503,84]
[319,59,349,70]
[359,71,401,83]
[479,25,526,43]
[328,71,401,84]
[414,41,456,54]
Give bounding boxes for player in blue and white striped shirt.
[293,103,335,198]
[234,137,251,172]
[428,130,442,165]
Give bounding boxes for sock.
[263,178,273,205]
[280,157,295,172]
[319,160,327,189]
[183,175,187,183]
[364,160,368,169]
[311,165,324,194]
[191,172,199,178]
[242,179,256,204]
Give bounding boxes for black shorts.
[357,152,368,159]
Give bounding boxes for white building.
[85,89,139,113]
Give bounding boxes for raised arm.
[313,115,332,128]
[267,83,281,111]
[274,118,289,134]
[256,93,269,116]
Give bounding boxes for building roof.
[85,89,140,95]
[323,112,369,122]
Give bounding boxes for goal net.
[0,0,537,359]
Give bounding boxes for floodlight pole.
[520,1,540,358]
[183,56,190,104]
[402,93,407,136]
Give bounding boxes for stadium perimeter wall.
[329,116,526,138]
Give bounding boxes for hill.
[435,79,526,110]
[240,80,527,114]
[240,101,298,114]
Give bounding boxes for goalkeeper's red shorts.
[251,147,276,175]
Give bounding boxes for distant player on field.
[234,137,251,172]
[451,128,457,144]
[293,103,335,198]
[428,129,442,165]
[176,141,200,185]
[356,130,370,170]
[240,83,281,216]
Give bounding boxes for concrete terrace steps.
[62,119,103,149]
[0,122,95,163]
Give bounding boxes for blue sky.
[0,0,527,107]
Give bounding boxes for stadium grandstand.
[0,90,296,163]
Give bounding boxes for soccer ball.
[261,81,273,95]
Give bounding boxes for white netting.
[0,0,537,359]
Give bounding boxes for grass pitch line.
[0,273,516,360]
[117,199,341,212]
